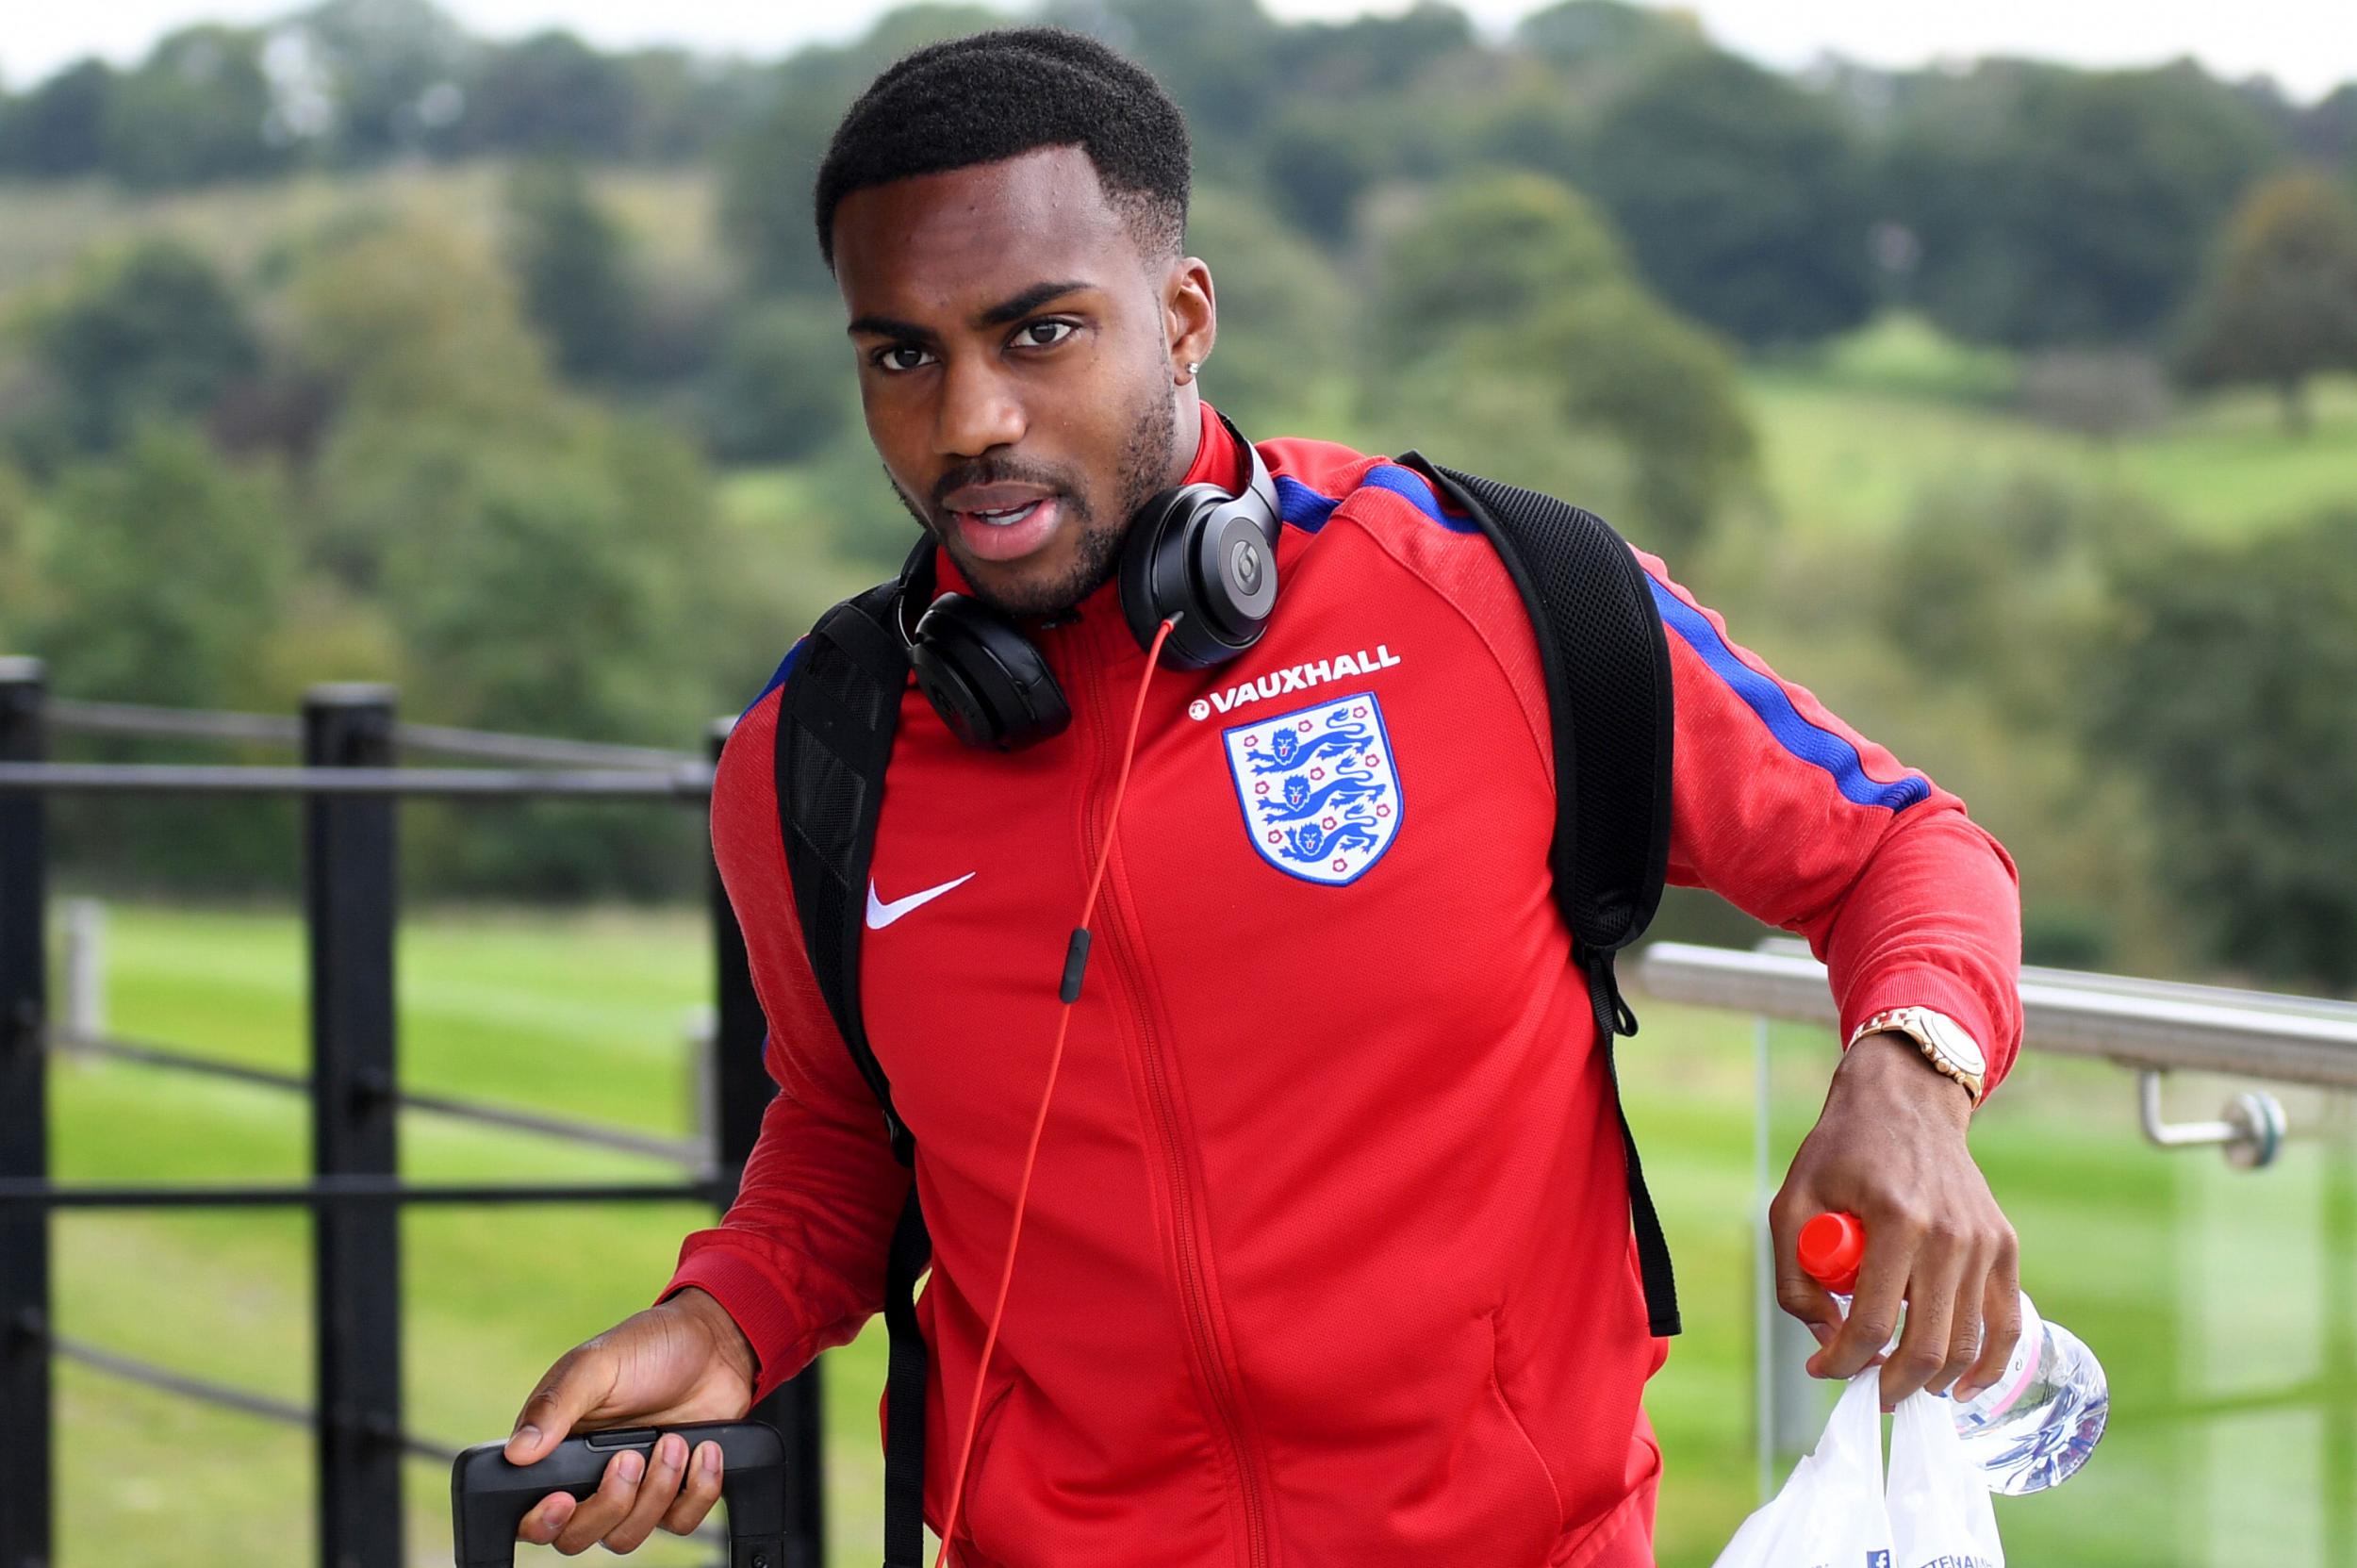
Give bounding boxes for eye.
[1015,320,1077,349]
[873,344,935,373]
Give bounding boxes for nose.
[934,351,1026,460]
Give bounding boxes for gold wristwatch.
[1846,1005,1986,1107]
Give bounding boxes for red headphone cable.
[931,613,1180,1565]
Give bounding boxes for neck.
[1168,386,1204,489]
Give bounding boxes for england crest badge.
[1223,691,1402,885]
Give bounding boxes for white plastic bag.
[1887,1389,2004,1568]
[1711,1370,1895,1568]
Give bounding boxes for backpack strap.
[770,537,934,1564]
[1397,454,1682,1337]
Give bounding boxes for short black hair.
[813,26,1191,272]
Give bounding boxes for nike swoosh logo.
[865,871,977,930]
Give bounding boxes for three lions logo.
[1222,692,1402,885]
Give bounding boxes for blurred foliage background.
[3,0,2355,986]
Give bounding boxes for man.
[503,26,2023,1565]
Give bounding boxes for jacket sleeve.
[656,679,910,1402]
[1636,549,2025,1093]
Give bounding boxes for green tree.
[458,30,635,157]
[28,427,299,891]
[1514,0,1703,73]
[1578,47,1876,345]
[1051,0,1285,187]
[1183,182,1350,432]
[25,239,261,458]
[1881,474,2138,728]
[504,158,640,383]
[285,216,551,427]
[1364,172,1752,554]
[719,5,1008,297]
[616,47,772,163]
[282,212,740,890]
[1374,171,1626,362]
[698,300,855,462]
[31,423,291,706]
[0,463,33,634]
[2176,173,2357,435]
[284,216,562,592]
[2087,507,2357,989]
[0,59,114,175]
[102,25,294,187]
[2298,82,2357,172]
[280,0,476,162]
[316,405,729,895]
[1261,104,1394,245]
[1885,60,2283,347]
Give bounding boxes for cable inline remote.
[450,1420,786,1568]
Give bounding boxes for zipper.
[1067,608,1273,1568]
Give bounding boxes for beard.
[883,382,1178,621]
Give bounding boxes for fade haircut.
[813,26,1192,273]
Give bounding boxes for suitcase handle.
[450,1419,786,1568]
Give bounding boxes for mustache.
[931,459,1082,513]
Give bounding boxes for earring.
[1182,359,1200,383]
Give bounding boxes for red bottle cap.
[1797,1211,1865,1294]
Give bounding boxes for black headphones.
[897,408,1283,751]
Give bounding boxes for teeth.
[971,501,1039,524]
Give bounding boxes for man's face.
[831,144,1212,619]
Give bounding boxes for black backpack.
[768,454,1677,1566]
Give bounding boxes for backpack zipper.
[1069,609,1273,1568]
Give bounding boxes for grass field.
[35,901,2357,1566]
[1747,322,2357,543]
[0,166,724,305]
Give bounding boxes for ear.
[1164,256,1216,384]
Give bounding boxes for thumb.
[505,1346,615,1464]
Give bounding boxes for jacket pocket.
[1488,1306,1569,1539]
[943,1378,1017,1567]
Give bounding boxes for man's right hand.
[503,1286,760,1554]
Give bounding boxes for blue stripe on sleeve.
[1276,475,1342,533]
[1360,464,1477,532]
[739,638,803,723]
[1276,465,1476,535]
[1646,576,1930,812]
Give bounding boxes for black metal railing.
[0,661,827,1568]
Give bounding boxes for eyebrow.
[847,279,1095,341]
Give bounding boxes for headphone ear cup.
[1120,484,1281,669]
[1117,483,1203,656]
[908,593,1071,751]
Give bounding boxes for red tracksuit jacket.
[664,402,2022,1567]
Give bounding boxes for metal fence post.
[708,717,827,1567]
[305,685,403,1568]
[0,660,52,1568]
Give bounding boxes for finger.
[604,1433,690,1554]
[517,1490,578,1546]
[553,1446,646,1556]
[660,1440,727,1535]
[1959,1227,2024,1400]
[1768,1191,1842,1339]
[506,1346,616,1464]
[1881,1224,1968,1406]
[1812,1210,1917,1381]
[1934,1238,1991,1398]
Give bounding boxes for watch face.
[1920,1012,1987,1076]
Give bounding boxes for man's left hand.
[1767,1032,2021,1408]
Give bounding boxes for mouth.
[946,494,1063,564]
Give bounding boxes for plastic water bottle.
[1797,1211,2108,1494]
